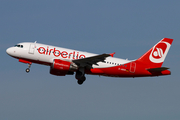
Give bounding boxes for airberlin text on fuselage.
[38,46,86,59]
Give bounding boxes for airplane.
[6,38,173,85]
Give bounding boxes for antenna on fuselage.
[34,41,37,43]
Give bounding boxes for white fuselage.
[7,42,132,68]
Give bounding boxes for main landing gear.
[76,67,86,85]
[25,63,31,73]
[77,76,86,85]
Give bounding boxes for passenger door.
[29,44,35,54]
[130,62,136,73]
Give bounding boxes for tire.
[77,80,84,85]
[26,68,30,73]
[77,76,86,85]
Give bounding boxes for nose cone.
[6,47,14,56]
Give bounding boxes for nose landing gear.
[25,63,31,73]
[18,59,32,73]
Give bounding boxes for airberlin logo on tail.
[149,41,171,63]
[152,48,164,58]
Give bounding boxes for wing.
[73,53,115,69]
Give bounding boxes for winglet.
[110,52,115,57]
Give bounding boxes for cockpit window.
[14,44,23,48]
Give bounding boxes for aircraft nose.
[6,47,13,56]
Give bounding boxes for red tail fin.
[136,38,173,68]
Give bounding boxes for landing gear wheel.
[75,68,86,85]
[26,68,30,73]
[77,80,84,85]
[77,76,86,85]
[25,63,31,73]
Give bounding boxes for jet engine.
[50,59,78,76]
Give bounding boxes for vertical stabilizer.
[136,38,173,68]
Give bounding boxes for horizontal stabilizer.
[147,67,169,72]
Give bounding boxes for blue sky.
[0,0,180,120]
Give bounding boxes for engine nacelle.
[50,59,78,76]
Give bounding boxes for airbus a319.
[6,38,173,85]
